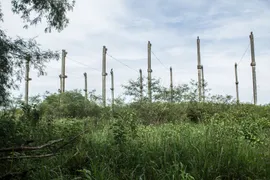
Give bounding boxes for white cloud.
[1,0,270,104]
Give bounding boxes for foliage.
[122,76,162,102]
[114,95,126,107]
[39,90,102,120]
[10,0,76,33]
[122,77,214,103]
[0,66,269,179]
[0,33,60,106]
[129,102,185,125]
[89,89,102,105]
[110,108,139,145]
[208,94,236,104]
[0,101,270,179]
[0,0,76,106]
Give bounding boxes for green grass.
[0,103,270,179]
[78,121,269,180]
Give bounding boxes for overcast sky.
[1,0,270,104]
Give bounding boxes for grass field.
[0,102,270,179]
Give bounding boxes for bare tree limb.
[0,126,90,161]
[0,153,56,160]
[0,139,63,153]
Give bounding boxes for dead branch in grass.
[0,153,56,160]
[0,139,63,153]
[0,126,90,161]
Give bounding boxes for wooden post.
[197,36,202,101]
[201,65,205,102]
[235,63,240,104]
[83,72,88,100]
[110,69,114,112]
[24,56,32,105]
[139,69,143,101]
[170,67,173,103]
[147,41,152,103]
[249,32,257,105]
[102,46,108,107]
[60,49,67,93]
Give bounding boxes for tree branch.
[0,126,90,161]
[0,139,63,153]
[0,153,56,160]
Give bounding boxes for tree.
[151,80,210,102]
[40,89,101,119]
[0,0,76,106]
[122,77,214,103]
[208,94,235,104]
[153,84,191,102]
[89,89,102,105]
[121,76,162,102]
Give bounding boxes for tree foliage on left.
[0,0,76,106]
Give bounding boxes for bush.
[39,90,103,121]
[1,95,270,179]
[130,102,186,125]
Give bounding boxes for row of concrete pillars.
[234,32,257,105]
[196,32,257,105]
[24,32,258,106]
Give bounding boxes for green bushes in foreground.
[0,103,269,179]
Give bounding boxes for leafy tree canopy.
[0,0,76,106]
[121,76,234,104]
[39,90,102,120]
[121,76,162,102]
[122,76,197,102]
[10,0,75,33]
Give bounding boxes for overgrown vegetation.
[0,0,75,106]
[0,79,269,179]
[1,1,270,179]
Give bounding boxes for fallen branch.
[0,126,90,161]
[0,153,56,160]
[0,139,63,153]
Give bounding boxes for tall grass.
[0,103,270,179]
